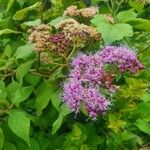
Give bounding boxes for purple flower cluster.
[70,53,104,84]
[99,46,144,73]
[62,53,111,120]
[62,45,143,120]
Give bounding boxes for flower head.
[79,7,99,18]
[99,46,144,73]
[64,5,79,17]
[28,24,52,52]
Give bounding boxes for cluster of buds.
[64,5,98,18]
[28,24,52,52]
[62,46,144,120]
[47,33,70,54]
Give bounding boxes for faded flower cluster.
[64,5,98,18]
[28,19,100,57]
[62,46,143,120]
[57,19,100,42]
[28,24,52,52]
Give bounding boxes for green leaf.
[69,123,87,145]
[0,80,7,100]
[4,45,12,58]
[129,18,150,31]
[0,29,20,36]
[5,0,15,14]
[91,15,133,43]
[0,128,4,150]
[27,138,40,150]
[35,82,52,116]
[11,86,33,107]
[3,142,16,150]
[16,0,25,7]
[21,19,41,30]
[15,44,34,59]
[129,0,144,13]
[51,91,61,111]
[16,60,33,83]
[59,103,71,117]
[117,10,137,23]
[52,115,63,135]
[141,93,150,102]
[25,73,41,86]
[136,102,150,114]
[52,104,71,134]
[122,131,136,141]
[135,119,150,135]
[49,16,70,27]
[80,144,89,150]
[8,109,31,146]
[13,2,41,20]
[7,80,21,100]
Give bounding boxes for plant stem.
[67,45,76,60]
[37,52,41,71]
[50,61,67,66]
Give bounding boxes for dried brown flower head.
[64,5,99,18]
[63,5,79,17]
[79,7,99,18]
[28,24,52,52]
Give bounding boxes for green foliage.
[13,2,41,20]
[8,109,31,146]
[91,15,133,43]
[0,0,150,149]
[0,128,4,150]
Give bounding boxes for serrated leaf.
[11,86,33,107]
[117,10,137,23]
[15,44,34,59]
[0,128,4,150]
[3,142,16,150]
[35,82,52,116]
[8,109,31,146]
[16,60,33,83]
[0,29,20,36]
[13,2,41,20]
[91,15,133,43]
[135,119,150,135]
